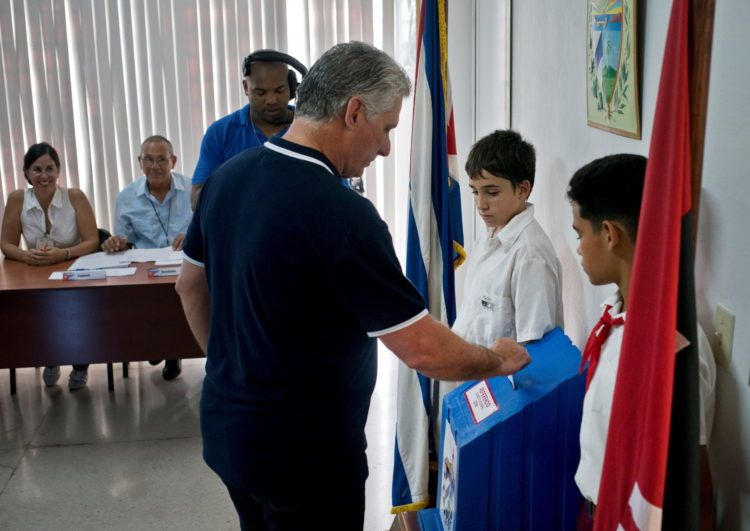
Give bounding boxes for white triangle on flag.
[627,481,663,530]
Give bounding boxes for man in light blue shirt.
[102,135,192,380]
[103,136,192,251]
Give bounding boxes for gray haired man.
[177,42,530,530]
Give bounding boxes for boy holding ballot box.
[453,130,564,347]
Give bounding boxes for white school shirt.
[574,292,717,504]
[20,187,80,249]
[452,204,564,345]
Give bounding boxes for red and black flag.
[593,0,705,528]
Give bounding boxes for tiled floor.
[0,353,399,530]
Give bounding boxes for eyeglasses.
[141,157,171,167]
[29,166,58,177]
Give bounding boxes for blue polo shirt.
[191,104,290,186]
[183,136,427,500]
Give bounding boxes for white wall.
[511,0,671,346]
[695,0,750,526]
[449,0,749,528]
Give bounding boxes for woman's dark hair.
[23,142,61,172]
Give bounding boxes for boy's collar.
[601,290,626,320]
[489,203,535,249]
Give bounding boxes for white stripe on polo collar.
[264,141,334,175]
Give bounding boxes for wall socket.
[713,304,735,369]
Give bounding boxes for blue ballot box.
[419,327,585,531]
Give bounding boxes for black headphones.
[243,50,308,99]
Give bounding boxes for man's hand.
[380,315,532,381]
[101,235,129,253]
[172,233,186,251]
[489,338,531,374]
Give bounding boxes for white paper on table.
[49,267,137,280]
[103,267,137,277]
[68,251,131,270]
[154,258,184,266]
[125,247,183,263]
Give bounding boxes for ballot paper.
[49,267,137,280]
[124,247,183,263]
[153,257,184,266]
[68,252,131,270]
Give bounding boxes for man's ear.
[343,96,365,129]
[242,78,249,96]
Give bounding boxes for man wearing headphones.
[191,50,307,207]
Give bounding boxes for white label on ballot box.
[464,380,499,424]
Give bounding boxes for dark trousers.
[224,479,365,531]
[46,365,89,371]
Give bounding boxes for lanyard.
[149,197,172,247]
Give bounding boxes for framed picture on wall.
[586,0,641,139]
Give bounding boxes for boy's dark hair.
[465,130,535,190]
[23,142,60,171]
[567,153,647,241]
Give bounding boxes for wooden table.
[0,258,203,394]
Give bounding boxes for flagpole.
[688,1,717,528]
[688,0,716,251]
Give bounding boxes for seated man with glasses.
[101,134,192,380]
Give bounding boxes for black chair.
[98,228,112,246]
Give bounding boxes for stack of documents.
[68,247,184,270]
[49,247,185,280]
[68,252,131,270]
[123,248,184,265]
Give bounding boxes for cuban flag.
[391,0,465,513]
[595,0,703,528]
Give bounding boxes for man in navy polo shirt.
[177,42,531,530]
[190,50,305,208]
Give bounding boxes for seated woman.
[0,142,99,390]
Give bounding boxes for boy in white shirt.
[452,130,564,346]
[567,154,716,530]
